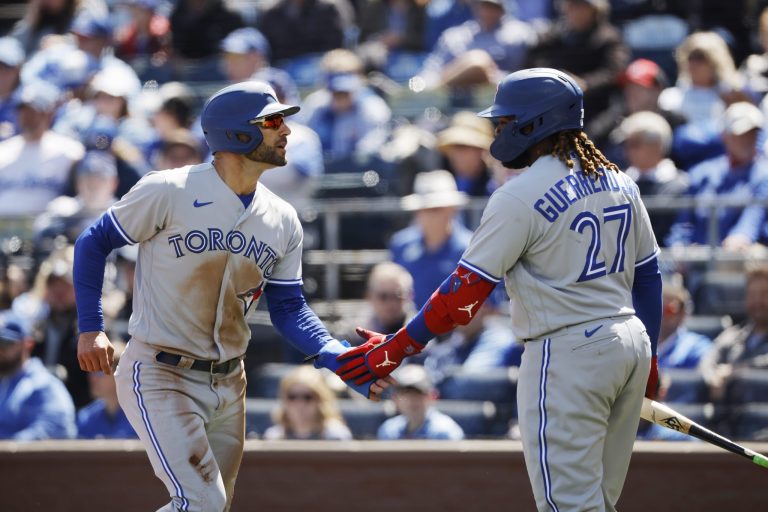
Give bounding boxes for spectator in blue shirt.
[0,37,24,142]
[378,365,464,440]
[667,102,768,249]
[417,0,535,89]
[657,281,712,369]
[0,311,76,441]
[77,341,137,439]
[390,170,472,308]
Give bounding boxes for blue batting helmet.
[200,81,299,154]
[478,68,583,163]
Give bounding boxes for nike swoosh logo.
[193,200,213,208]
[584,325,604,338]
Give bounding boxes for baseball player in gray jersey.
[73,82,391,512]
[336,68,662,511]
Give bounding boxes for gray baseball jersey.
[109,162,303,362]
[460,155,659,340]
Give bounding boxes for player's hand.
[644,355,658,400]
[368,376,398,402]
[335,327,424,385]
[77,331,115,375]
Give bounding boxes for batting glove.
[335,327,425,385]
[645,355,658,400]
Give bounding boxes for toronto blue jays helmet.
[200,81,299,154]
[478,68,584,163]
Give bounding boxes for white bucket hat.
[401,170,469,211]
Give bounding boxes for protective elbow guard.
[423,265,496,333]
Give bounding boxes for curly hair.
[550,129,620,178]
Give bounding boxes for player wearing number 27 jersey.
[336,69,662,512]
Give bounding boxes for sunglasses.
[286,392,316,402]
[250,114,285,130]
[371,291,405,302]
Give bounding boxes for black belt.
[155,351,241,375]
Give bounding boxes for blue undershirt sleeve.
[632,256,662,357]
[73,213,130,333]
[264,283,371,397]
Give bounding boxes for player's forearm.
[632,256,662,357]
[74,214,129,333]
[265,284,335,358]
[403,264,496,346]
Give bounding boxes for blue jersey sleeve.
[73,213,130,333]
[264,283,371,398]
[632,256,662,357]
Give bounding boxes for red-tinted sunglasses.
[250,114,285,130]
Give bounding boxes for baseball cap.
[401,170,468,211]
[393,365,433,394]
[16,81,61,112]
[724,102,764,136]
[326,73,363,93]
[76,150,118,178]
[476,0,505,9]
[71,12,113,39]
[437,111,494,151]
[619,59,668,89]
[0,37,24,67]
[91,65,141,98]
[220,28,270,58]
[614,111,672,152]
[161,128,203,155]
[0,312,28,344]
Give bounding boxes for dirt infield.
[1,440,766,511]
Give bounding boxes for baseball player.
[337,68,662,511]
[74,81,391,512]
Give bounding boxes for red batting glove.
[335,327,424,385]
[645,355,658,400]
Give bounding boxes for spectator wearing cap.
[668,102,768,250]
[219,27,300,106]
[526,0,629,123]
[389,170,472,308]
[588,58,687,159]
[0,311,77,440]
[657,279,712,370]
[297,49,391,167]
[614,111,687,244]
[114,0,171,80]
[437,111,495,197]
[257,0,344,62]
[0,81,84,216]
[424,296,521,384]
[377,365,464,440]
[0,38,25,142]
[34,150,119,249]
[77,340,137,439]
[26,246,90,407]
[423,0,472,51]
[417,0,535,90]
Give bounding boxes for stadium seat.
[684,315,730,340]
[246,363,299,398]
[692,271,746,319]
[245,398,278,438]
[730,404,768,441]
[663,367,709,404]
[338,399,396,439]
[437,367,517,404]
[434,399,497,438]
[726,369,768,405]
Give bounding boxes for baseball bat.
[641,397,768,469]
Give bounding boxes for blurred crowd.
[2,0,768,441]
